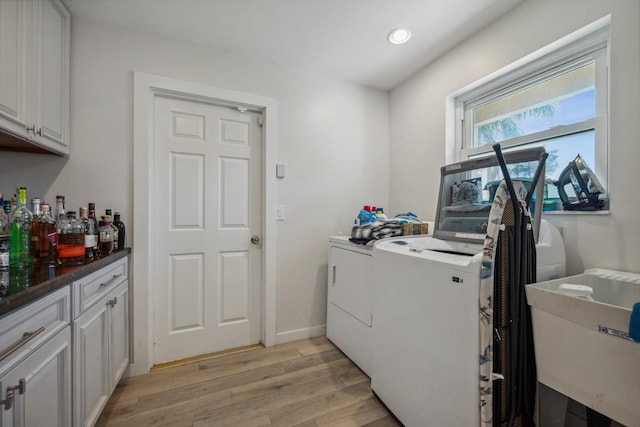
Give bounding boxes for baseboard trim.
[276,324,326,345]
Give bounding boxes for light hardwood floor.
[96,336,402,427]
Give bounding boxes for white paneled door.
[152,95,262,364]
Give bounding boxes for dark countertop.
[0,249,130,317]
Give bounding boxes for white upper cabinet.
[0,0,29,136]
[0,0,70,155]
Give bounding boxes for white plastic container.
[525,269,640,427]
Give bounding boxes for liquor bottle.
[54,195,66,225]
[79,207,95,263]
[57,211,85,266]
[113,211,126,250]
[0,269,7,297]
[3,200,11,215]
[0,193,8,270]
[29,198,42,265]
[38,204,57,265]
[104,209,118,251]
[9,187,33,268]
[98,216,114,255]
[88,203,100,258]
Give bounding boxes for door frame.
[132,72,277,375]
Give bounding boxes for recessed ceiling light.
[387,28,412,45]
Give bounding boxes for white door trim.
[132,72,277,375]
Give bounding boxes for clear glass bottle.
[9,187,33,268]
[38,204,57,265]
[105,209,118,251]
[54,195,66,226]
[113,211,126,250]
[79,207,95,263]
[29,198,42,265]
[57,211,85,266]
[99,216,114,255]
[0,193,9,270]
[88,203,101,258]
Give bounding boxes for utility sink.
[526,269,640,427]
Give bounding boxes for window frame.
[450,18,610,209]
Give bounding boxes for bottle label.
[85,234,96,248]
[0,235,8,268]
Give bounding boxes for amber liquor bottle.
[57,211,85,266]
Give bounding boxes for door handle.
[250,235,261,245]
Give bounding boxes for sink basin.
[525,268,640,427]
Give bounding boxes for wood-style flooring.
[96,336,402,427]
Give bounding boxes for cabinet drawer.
[0,286,70,376]
[72,257,128,319]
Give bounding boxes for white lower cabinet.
[73,258,129,427]
[0,286,72,427]
[0,326,72,427]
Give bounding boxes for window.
[453,19,610,212]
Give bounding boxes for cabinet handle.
[100,274,122,289]
[0,327,46,362]
[1,379,25,411]
[332,265,336,286]
[25,125,43,136]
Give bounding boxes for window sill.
[542,210,611,215]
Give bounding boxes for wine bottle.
[88,203,101,258]
[113,211,126,250]
[0,193,8,270]
[79,207,95,263]
[30,198,42,265]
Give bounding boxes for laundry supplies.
[630,302,640,343]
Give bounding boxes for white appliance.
[370,148,565,426]
[326,236,374,375]
[370,220,565,426]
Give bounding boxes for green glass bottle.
[0,193,9,270]
[9,187,33,268]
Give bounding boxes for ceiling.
[61,0,522,91]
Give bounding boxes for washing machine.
[370,148,566,426]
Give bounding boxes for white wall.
[0,19,389,345]
[389,0,640,275]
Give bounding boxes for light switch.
[276,163,286,178]
[276,204,285,221]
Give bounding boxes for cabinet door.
[73,300,109,427]
[109,282,129,392]
[29,0,70,154]
[0,326,71,427]
[0,0,29,136]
